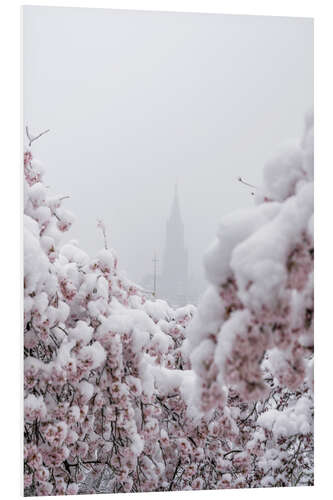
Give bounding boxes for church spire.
[160,183,188,306]
[170,183,181,221]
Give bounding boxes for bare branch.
[238,176,257,190]
[26,125,50,147]
[223,449,242,458]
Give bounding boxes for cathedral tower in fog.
[160,185,188,306]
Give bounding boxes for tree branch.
[26,125,50,147]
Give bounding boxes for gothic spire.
[160,183,188,306]
[170,183,181,222]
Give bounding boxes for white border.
[1,1,332,499]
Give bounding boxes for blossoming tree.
[184,112,314,487]
[24,114,313,495]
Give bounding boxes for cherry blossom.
[24,114,313,495]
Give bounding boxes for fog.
[23,6,313,303]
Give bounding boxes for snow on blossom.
[257,395,312,437]
[78,380,95,402]
[24,114,313,496]
[78,341,106,370]
[60,241,90,267]
[68,321,93,345]
[187,113,313,404]
[24,394,47,422]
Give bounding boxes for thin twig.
[223,449,242,458]
[26,126,50,147]
[238,176,257,189]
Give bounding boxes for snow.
[257,396,312,438]
[78,381,95,402]
[151,365,197,409]
[214,310,251,374]
[60,242,90,267]
[191,338,216,379]
[24,394,47,421]
[78,341,107,370]
[183,285,224,355]
[262,143,304,202]
[68,321,93,345]
[24,215,49,294]
[143,299,174,322]
[97,248,117,272]
[204,202,280,287]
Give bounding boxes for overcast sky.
[23,6,313,295]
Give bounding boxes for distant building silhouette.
[160,185,188,306]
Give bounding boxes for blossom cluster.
[24,147,198,495]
